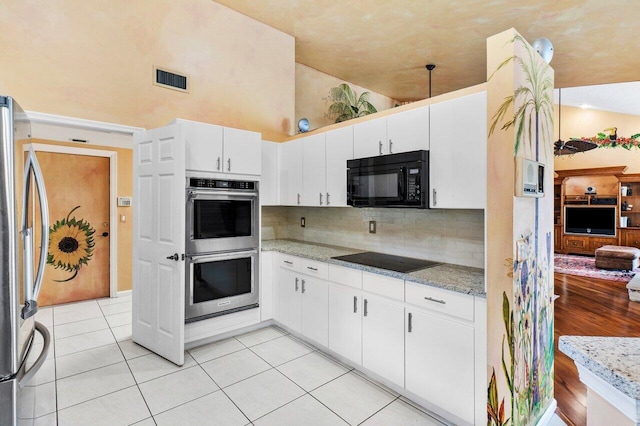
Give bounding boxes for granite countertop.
[261,239,486,297]
[559,336,640,400]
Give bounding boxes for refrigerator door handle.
[18,321,50,387]
[21,147,49,319]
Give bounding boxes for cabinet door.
[325,126,353,207]
[362,294,404,387]
[223,127,261,175]
[406,309,474,424]
[260,252,274,321]
[280,139,303,205]
[328,284,362,365]
[261,141,279,206]
[623,230,640,249]
[302,133,326,206]
[182,120,224,173]
[386,106,429,154]
[429,91,487,209]
[275,268,301,332]
[300,277,329,347]
[353,117,387,158]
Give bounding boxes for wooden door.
[36,152,110,306]
[132,124,185,365]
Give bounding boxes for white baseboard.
[117,290,132,297]
[536,399,558,425]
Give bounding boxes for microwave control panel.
[189,178,256,190]
[407,168,421,201]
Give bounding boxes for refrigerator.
[0,96,51,425]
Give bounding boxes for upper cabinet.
[182,119,261,176]
[280,138,303,205]
[325,126,354,206]
[261,141,279,206]
[429,91,487,209]
[301,133,327,206]
[353,106,429,159]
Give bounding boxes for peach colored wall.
[17,139,134,293]
[0,0,295,141]
[555,106,640,172]
[295,63,398,132]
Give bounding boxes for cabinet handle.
[326,193,330,205]
[297,193,301,205]
[353,296,357,313]
[217,157,221,171]
[424,296,446,305]
[227,158,231,172]
[364,299,368,317]
[301,279,306,293]
[389,139,393,154]
[283,260,293,265]
[295,277,299,292]
[306,266,318,271]
[408,312,413,333]
[319,192,323,205]
[379,141,383,155]
[433,189,437,206]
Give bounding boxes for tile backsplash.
[262,206,485,268]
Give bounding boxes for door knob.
[166,253,179,261]
[102,232,109,237]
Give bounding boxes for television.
[564,206,617,236]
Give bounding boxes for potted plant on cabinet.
[325,83,377,123]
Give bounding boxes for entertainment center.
[554,166,640,255]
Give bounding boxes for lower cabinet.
[328,284,362,365]
[275,268,301,332]
[622,229,640,249]
[362,294,405,388]
[406,309,475,425]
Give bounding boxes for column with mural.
[486,29,555,425]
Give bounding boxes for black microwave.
[347,150,429,208]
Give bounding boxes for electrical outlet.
[301,217,305,227]
[369,220,376,233]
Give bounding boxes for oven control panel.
[189,178,256,190]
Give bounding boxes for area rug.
[554,254,639,282]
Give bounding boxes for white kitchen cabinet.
[362,293,405,387]
[300,276,329,347]
[260,141,279,205]
[353,116,387,158]
[328,283,362,365]
[405,308,475,425]
[302,133,326,206]
[275,268,302,332]
[386,106,429,153]
[280,138,303,205]
[325,126,353,206]
[260,252,274,321]
[429,91,487,209]
[180,119,261,176]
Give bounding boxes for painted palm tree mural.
[487,34,555,425]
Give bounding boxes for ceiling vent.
[153,66,189,93]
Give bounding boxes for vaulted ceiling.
[214,0,640,102]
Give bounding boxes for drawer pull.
[424,296,446,305]
[306,266,318,271]
[283,260,293,265]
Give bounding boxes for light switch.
[120,215,126,223]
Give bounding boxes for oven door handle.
[187,189,258,198]
[187,249,258,262]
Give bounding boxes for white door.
[353,117,387,158]
[302,133,326,206]
[429,91,487,209]
[223,127,261,175]
[280,139,303,205]
[325,126,353,206]
[300,277,329,347]
[405,309,475,424]
[182,120,224,173]
[132,124,186,365]
[362,294,405,387]
[386,106,430,153]
[328,284,362,365]
[275,268,301,332]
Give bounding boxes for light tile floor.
[28,296,568,426]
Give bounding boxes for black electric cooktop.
[332,252,441,273]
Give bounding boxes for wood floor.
[554,272,640,425]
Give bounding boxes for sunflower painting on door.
[47,205,96,282]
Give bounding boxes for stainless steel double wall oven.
[185,178,259,322]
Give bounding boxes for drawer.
[362,271,404,301]
[563,237,587,250]
[300,258,329,280]
[278,254,301,272]
[405,281,474,321]
[329,264,363,289]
